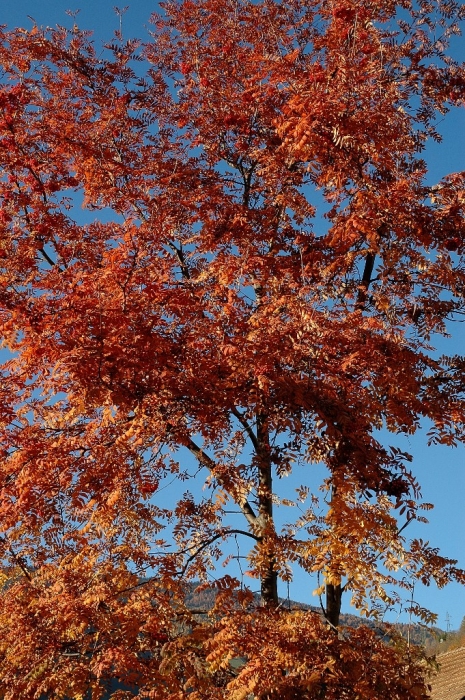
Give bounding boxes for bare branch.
[178,528,261,577]
[184,435,258,527]
[231,406,259,452]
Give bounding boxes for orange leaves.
[283,47,300,64]
[199,608,433,700]
[0,2,463,697]
[0,561,177,699]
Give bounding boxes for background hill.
[184,583,444,650]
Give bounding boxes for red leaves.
[180,61,192,75]
[445,237,460,252]
[0,2,463,697]
[332,6,356,22]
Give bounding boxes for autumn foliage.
[0,0,464,697]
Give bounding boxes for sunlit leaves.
[0,0,463,697]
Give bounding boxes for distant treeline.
[426,615,465,655]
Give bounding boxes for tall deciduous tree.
[0,0,464,697]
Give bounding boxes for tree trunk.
[261,561,278,605]
[257,412,278,606]
[325,582,342,628]
[325,478,342,628]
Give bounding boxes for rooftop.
[430,647,465,700]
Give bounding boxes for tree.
[0,0,464,697]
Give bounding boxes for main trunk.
[261,558,278,605]
[325,582,342,628]
[325,480,342,627]
[257,412,278,606]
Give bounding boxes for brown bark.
[261,560,278,605]
[325,478,342,628]
[257,412,279,606]
[325,582,342,628]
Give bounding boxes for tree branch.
[166,240,190,280]
[178,528,261,578]
[0,535,32,582]
[184,435,258,527]
[231,407,259,453]
[356,251,376,310]
[340,516,415,594]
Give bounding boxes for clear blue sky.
[0,1,464,631]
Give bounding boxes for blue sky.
[0,1,464,631]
